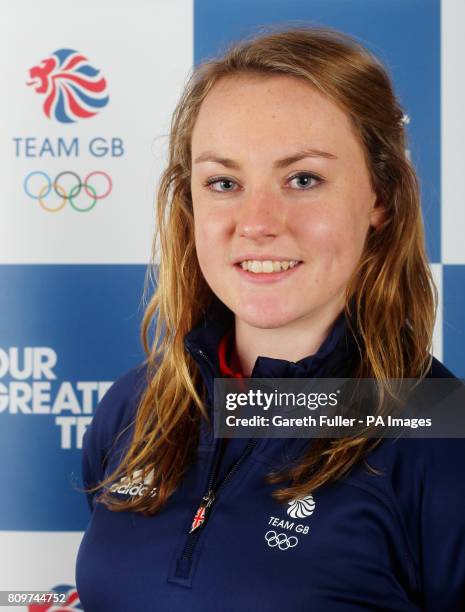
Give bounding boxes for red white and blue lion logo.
[26,48,109,123]
[27,584,82,611]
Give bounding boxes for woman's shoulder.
[86,361,149,448]
[347,354,465,499]
[102,361,149,406]
[427,354,457,378]
[81,362,150,508]
[97,361,148,414]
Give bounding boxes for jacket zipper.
[176,437,258,576]
[175,345,256,577]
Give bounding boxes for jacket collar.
[184,297,361,454]
[184,296,361,406]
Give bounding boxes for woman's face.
[190,74,383,330]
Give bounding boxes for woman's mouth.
[234,259,303,282]
[239,259,301,273]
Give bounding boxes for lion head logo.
[26,48,109,123]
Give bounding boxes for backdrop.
[0,0,463,608]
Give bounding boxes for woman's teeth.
[239,260,300,273]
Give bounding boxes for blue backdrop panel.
[443,265,465,378]
[0,265,146,531]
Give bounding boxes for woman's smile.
[234,258,303,283]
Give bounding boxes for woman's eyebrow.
[193,148,338,169]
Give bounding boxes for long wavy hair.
[90,26,436,513]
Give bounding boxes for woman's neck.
[234,308,343,377]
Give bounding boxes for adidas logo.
[109,468,157,498]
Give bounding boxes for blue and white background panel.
[0,0,463,607]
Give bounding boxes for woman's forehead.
[191,74,361,167]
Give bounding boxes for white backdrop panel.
[441,0,465,264]
[0,0,193,264]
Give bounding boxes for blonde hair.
[90,26,436,513]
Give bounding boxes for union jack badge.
[190,505,206,533]
[189,490,215,533]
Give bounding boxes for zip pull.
[189,489,215,534]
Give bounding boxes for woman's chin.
[233,302,299,330]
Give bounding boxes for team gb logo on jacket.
[265,494,316,551]
[287,493,316,518]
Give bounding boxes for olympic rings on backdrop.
[23,171,112,213]
[84,171,112,199]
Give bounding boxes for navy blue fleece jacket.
[76,303,465,611]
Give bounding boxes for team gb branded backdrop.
[0,0,464,608]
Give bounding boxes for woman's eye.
[205,177,238,192]
[288,172,322,190]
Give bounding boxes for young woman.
[76,27,465,611]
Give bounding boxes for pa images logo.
[26,48,109,123]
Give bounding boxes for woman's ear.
[369,200,387,229]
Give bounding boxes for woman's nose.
[235,189,285,240]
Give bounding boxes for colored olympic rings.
[23,171,112,213]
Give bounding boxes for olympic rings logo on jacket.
[265,530,299,551]
[23,171,112,213]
